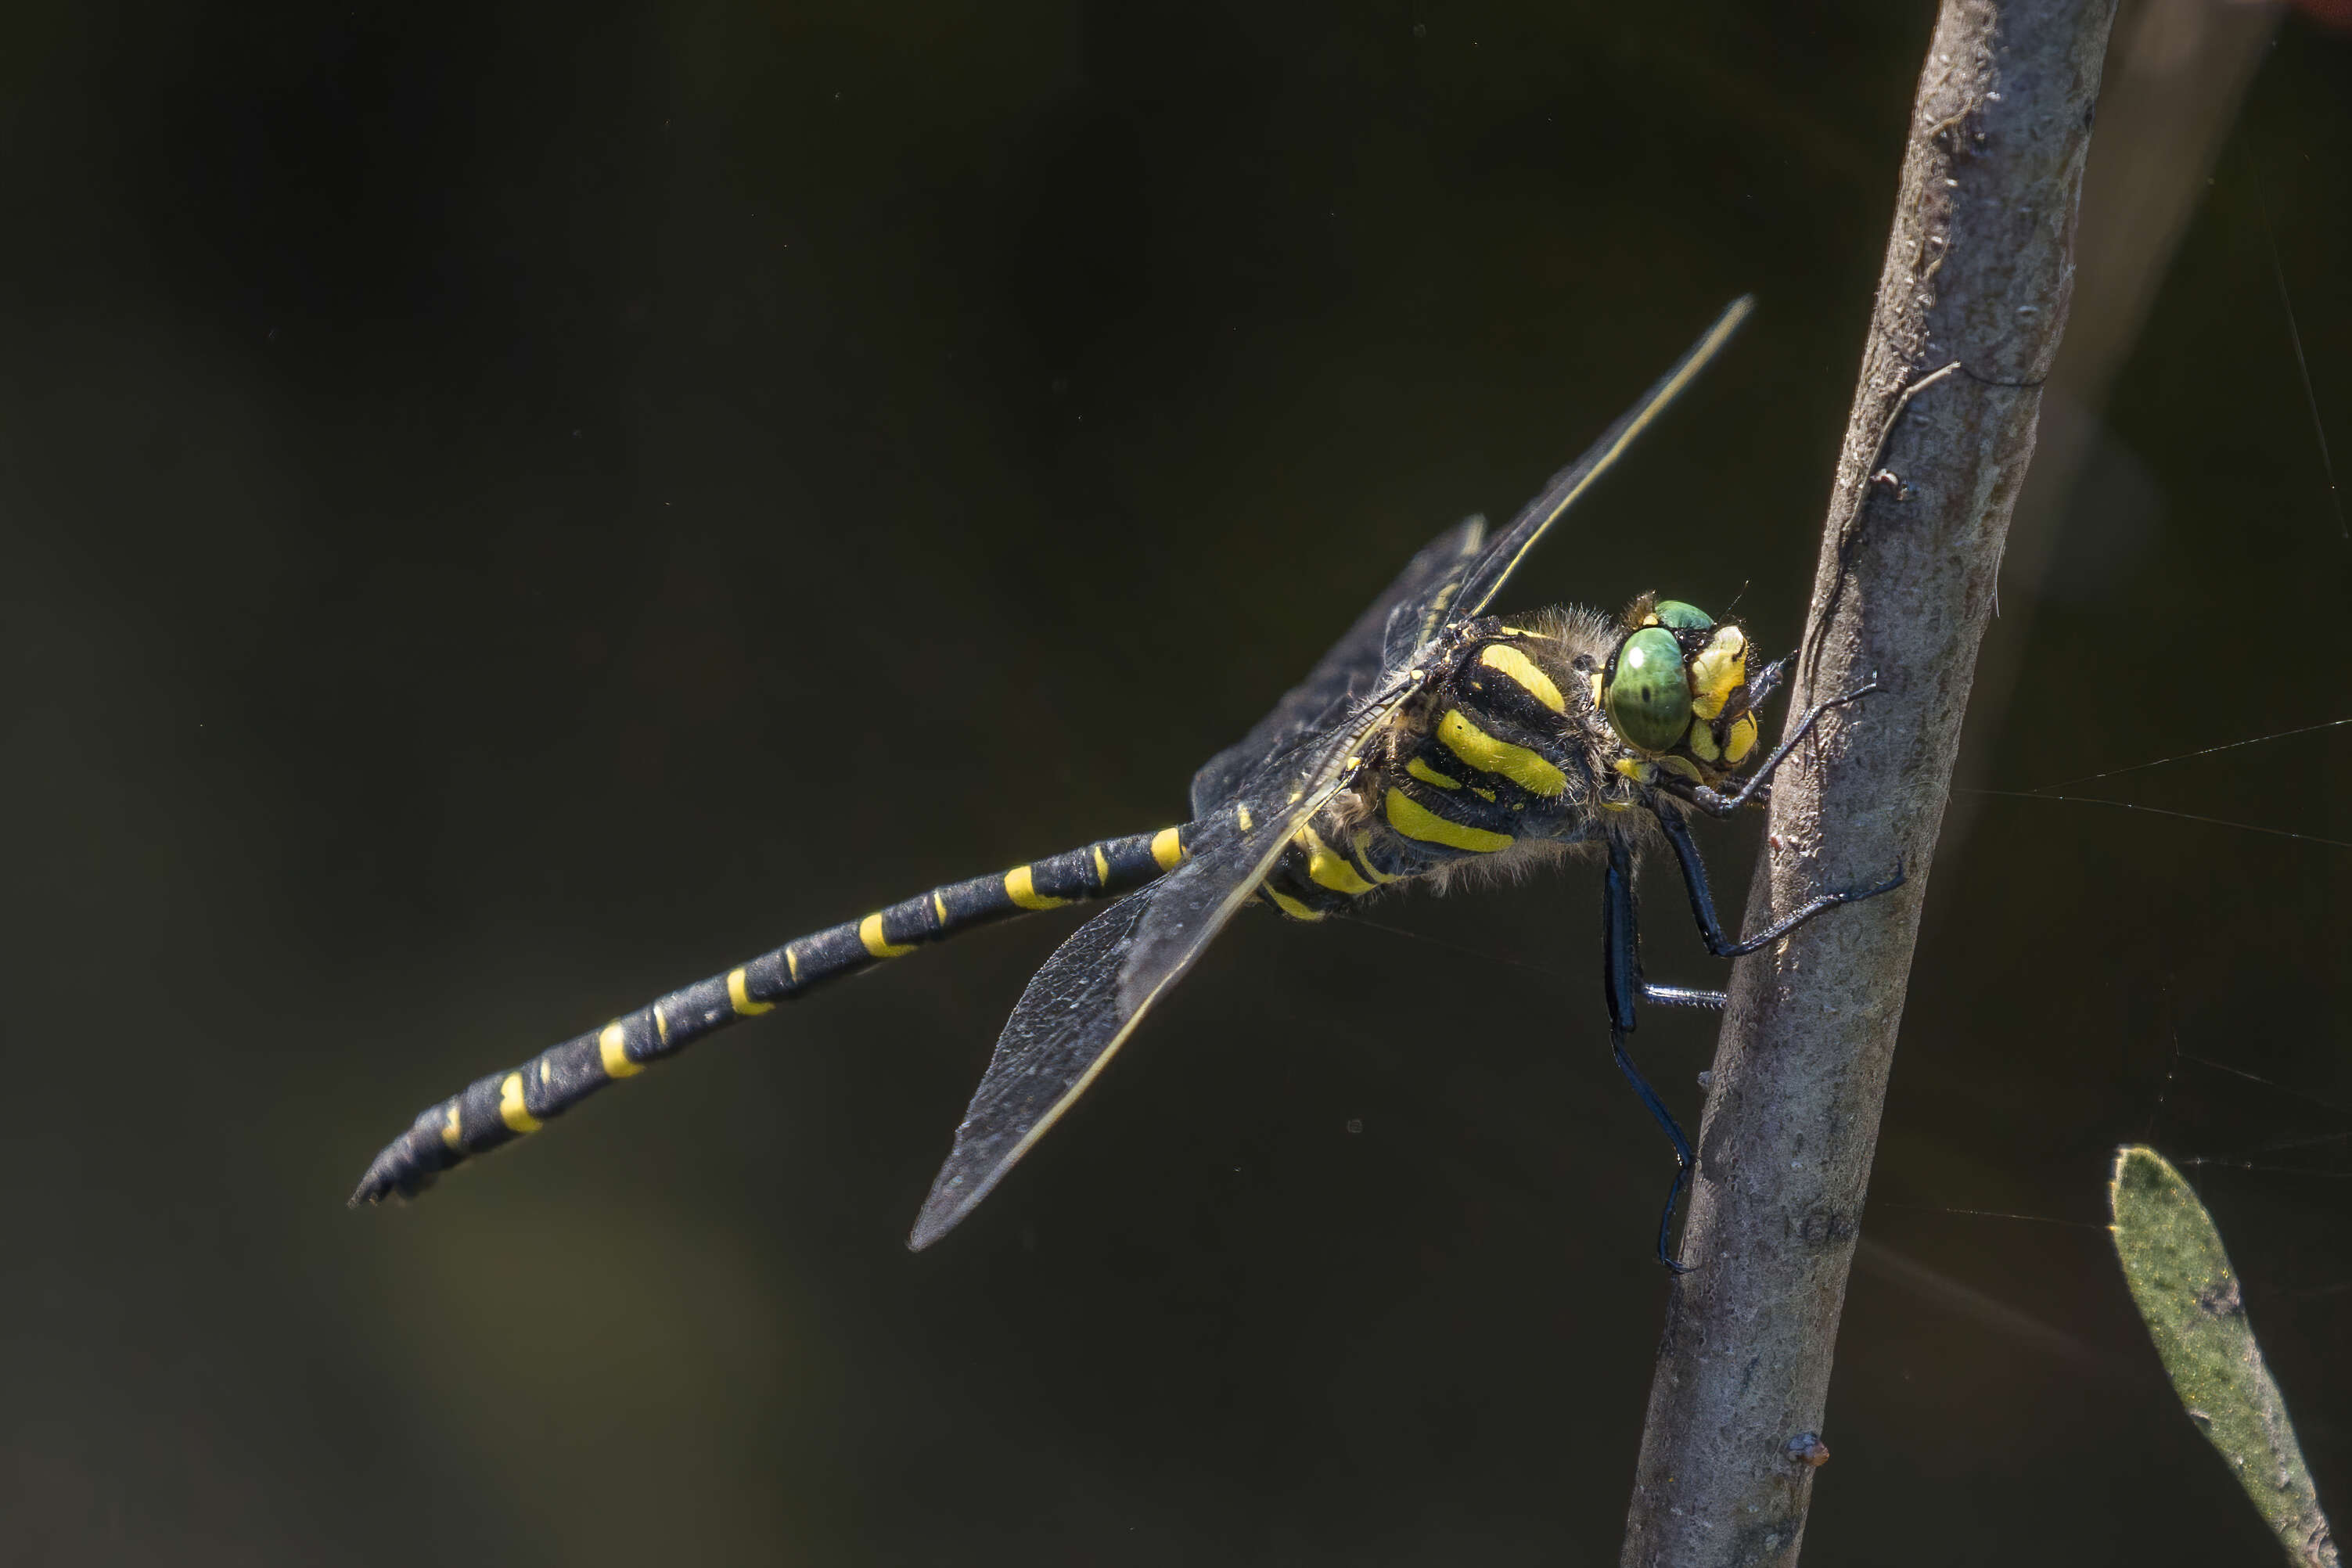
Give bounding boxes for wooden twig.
[1617,4,2120,1565]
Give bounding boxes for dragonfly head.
[1599,597,1761,779]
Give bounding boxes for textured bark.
[1943,0,2281,856]
[1617,3,2120,1565]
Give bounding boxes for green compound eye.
[1649,600,1715,634]
[1605,626,1693,753]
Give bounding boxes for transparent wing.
[1189,298,1752,822]
[912,299,1756,1249]
[1376,516,1489,670]
[1447,297,1754,631]
[1189,516,1485,818]
[912,692,1405,1249]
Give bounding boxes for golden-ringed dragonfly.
[350,296,1901,1267]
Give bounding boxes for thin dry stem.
[1618,3,2120,1564]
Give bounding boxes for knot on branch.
[1785,1432,1832,1469]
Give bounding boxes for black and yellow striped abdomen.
[350,825,1195,1203]
[1257,622,1602,920]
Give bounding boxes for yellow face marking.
[1236,804,1254,833]
[1261,883,1327,921]
[728,967,775,1017]
[1437,708,1569,797]
[1478,644,1566,714]
[1406,756,1462,790]
[1005,865,1071,911]
[1151,827,1186,870]
[1587,671,1603,710]
[600,1021,642,1078]
[498,1073,541,1135]
[1687,626,1748,721]
[654,1003,670,1045]
[860,913,917,958]
[1092,844,1111,886]
[1302,826,1376,896]
[1688,717,1721,763]
[1725,713,1760,764]
[1613,757,1657,783]
[441,1102,464,1149]
[1384,787,1513,853]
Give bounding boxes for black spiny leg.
[1652,805,1905,958]
[1602,836,1698,1272]
[1739,655,1788,717]
[1671,678,1881,818]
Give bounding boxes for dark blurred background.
[3,0,2347,1562]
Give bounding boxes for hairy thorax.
[1257,608,1655,919]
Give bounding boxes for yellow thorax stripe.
[1437,709,1568,797]
[600,1021,642,1078]
[1151,827,1187,871]
[1261,883,1325,921]
[859,913,918,958]
[1005,865,1070,910]
[1347,829,1401,883]
[1405,755,1461,789]
[1301,826,1376,896]
[728,966,775,1016]
[1478,643,1566,714]
[1383,787,1513,853]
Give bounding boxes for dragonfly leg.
[1603,835,1696,1271]
[1614,1030,1695,1274]
[1653,804,1904,958]
[1728,654,1788,724]
[1679,676,1883,818]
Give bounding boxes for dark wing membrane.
[1189,298,1751,818]
[912,688,1408,1249]
[912,300,1757,1248]
[1447,297,1755,631]
[1189,516,1484,818]
[1376,516,1488,671]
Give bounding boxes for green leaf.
[2109,1145,2339,1567]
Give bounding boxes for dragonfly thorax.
[1250,610,1624,919]
[1250,599,1785,922]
